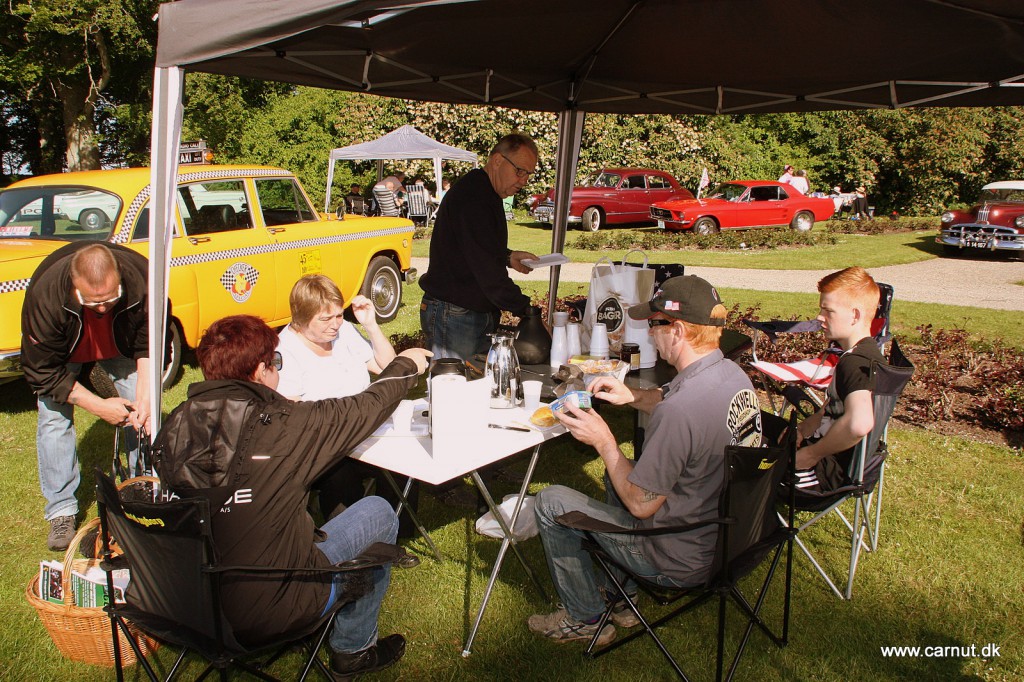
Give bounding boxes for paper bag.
[581,251,657,354]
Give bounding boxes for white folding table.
[350,401,565,656]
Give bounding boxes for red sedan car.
[650,180,835,233]
[533,168,693,231]
[937,180,1024,255]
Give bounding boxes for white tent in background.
[324,125,479,212]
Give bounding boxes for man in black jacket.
[419,133,540,361]
[22,242,151,551]
[156,315,430,679]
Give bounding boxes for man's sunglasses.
[647,318,676,329]
[76,285,123,309]
[270,351,283,371]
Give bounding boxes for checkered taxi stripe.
[1,224,414,292]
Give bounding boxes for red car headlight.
[940,212,955,224]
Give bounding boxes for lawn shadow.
[0,377,38,414]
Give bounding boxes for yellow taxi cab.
[0,165,416,386]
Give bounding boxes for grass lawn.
[414,218,945,271]
[2,282,1021,680]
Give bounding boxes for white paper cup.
[522,380,543,413]
[552,311,569,327]
[391,400,415,434]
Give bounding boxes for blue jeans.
[534,483,685,622]
[316,496,398,654]
[420,294,497,362]
[37,357,138,520]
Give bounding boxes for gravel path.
[411,256,1024,311]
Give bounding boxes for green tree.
[236,88,410,208]
[0,0,158,172]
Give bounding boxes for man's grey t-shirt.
[628,349,761,585]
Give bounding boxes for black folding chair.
[555,412,798,681]
[95,470,409,681]
[782,339,914,600]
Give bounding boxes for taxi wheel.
[361,256,402,323]
[79,209,109,231]
[161,322,183,390]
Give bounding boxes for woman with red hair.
[155,315,430,679]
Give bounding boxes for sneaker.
[330,633,405,681]
[527,609,615,645]
[608,598,640,628]
[600,588,640,628]
[47,515,76,552]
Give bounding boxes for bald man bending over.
[22,242,152,550]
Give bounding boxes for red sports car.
[650,180,835,233]
[533,168,693,231]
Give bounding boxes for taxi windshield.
[0,187,122,240]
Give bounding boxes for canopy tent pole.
[546,109,585,322]
[433,157,443,196]
[324,158,337,212]
[148,65,184,434]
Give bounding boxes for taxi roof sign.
[179,140,213,165]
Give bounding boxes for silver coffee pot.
[485,327,523,408]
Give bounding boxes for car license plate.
[965,238,988,248]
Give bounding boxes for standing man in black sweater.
[419,134,540,361]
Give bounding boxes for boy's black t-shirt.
[810,337,885,491]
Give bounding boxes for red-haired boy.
[795,267,883,492]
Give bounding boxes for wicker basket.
[26,517,160,667]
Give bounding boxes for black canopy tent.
[147,0,1024,427]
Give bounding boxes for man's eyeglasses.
[270,351,283,371]
[76,285,123,309]
[500,153,534,180]
[648,318,676,329]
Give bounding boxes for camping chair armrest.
[207,542,413,575]
[743,318,823,344]
[555,510,731,536]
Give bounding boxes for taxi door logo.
[220,262,260,303]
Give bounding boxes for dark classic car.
[938,181,1024,255]
[649,180,836,233]
[532,168,693,231]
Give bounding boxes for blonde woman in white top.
[277,274,404,521]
